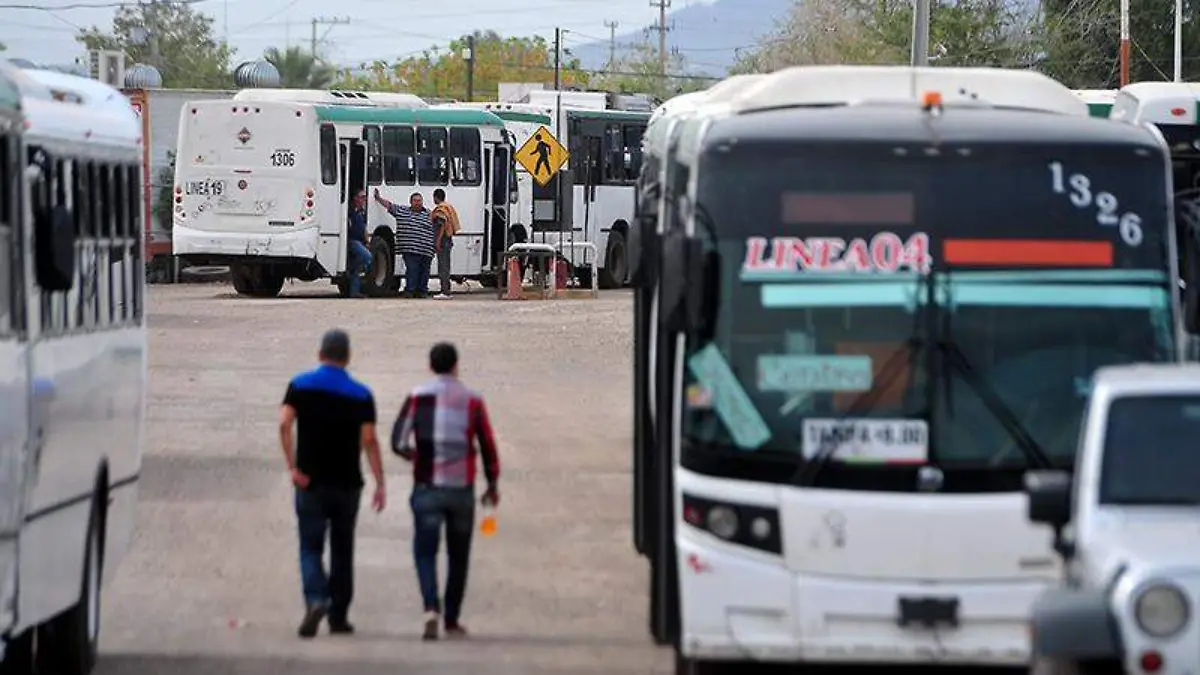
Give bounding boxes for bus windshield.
[681,146,1176,491]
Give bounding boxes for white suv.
[1025,363,1200,675]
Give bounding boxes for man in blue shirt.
[279,329,386,638]
[346,190,370,298]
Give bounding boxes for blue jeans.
[410,484,475,623]
[402,253,432,295]
[347,240,370,296]
[295,486,361,622]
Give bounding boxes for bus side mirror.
[1025,470,1075,559]
[660,232,689,330]
[34,204,75,292]
[628,224,659,288]
[684,240,717,339]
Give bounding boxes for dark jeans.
[410,484,475,624]
[402,253,432,295]
[295,485,361,622]
[347,240,370,296]
[437,239,453,295]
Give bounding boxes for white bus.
[1072,89,1117,118]
[630,66,1186,674]
[0,63,146,675]
[444,98,651,288]
[172,96,516,296]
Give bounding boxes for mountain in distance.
[568,0,796,77]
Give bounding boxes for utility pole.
[311,16,350,58]
[650,0,671,75]
[910,0,930,66]
[1173,0,1182,82]
[604,20,619,69]
[554,28,562,91]
[465,34,476,102]
[148,0,161,69]
[1119,0,1130,85]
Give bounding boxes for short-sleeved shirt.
[283,363,376,489]
[387,204,435,257]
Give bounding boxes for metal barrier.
[498,242,599,300]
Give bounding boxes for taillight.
[174,185,182,203]
[681,493,782,555]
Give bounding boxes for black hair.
[319,329,350,362]
[430,342,458,374]
[433,188,446,202]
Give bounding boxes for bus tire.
[363,236,394,297]
[598,230,628,290]
[230,263,284,298]
[37,494,105,675]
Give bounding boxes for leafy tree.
[1040,0,1199,87]
[731,0,1039,73]
[76,2,233,89]
[0,42,6,53]
[334,31,590,99]
[264,46,336,89]
[591,41,714,99]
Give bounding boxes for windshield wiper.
[792,277,929,487]
[934,273,1053,470]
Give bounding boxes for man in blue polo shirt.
[279,329,386,638]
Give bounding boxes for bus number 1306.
[270,149,296,167]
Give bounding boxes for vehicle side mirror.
[34,204,75,291]
[660,231,689,331]
[684,239,717,339]
[1025,470,1075,559]
[628,223,659,288]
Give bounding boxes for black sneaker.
[298,602,329,638]
[328,619,354,635]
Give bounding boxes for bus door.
[484,142,513,271]
[570,118,603,248]
[334,139,366,275]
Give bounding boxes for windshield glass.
[1100,395,1200,505]
[681,146,1176,491]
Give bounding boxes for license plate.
[897,596,959,629]
[801,418,928,463]
[185,179,226,196]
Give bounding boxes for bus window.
[449,127,481,186]
[364,126,383,186]
[87,161,100,237]
[417,127,448,185]
[0,133,10,336]
[99,164,112,238]
[623,124,645,181]
[319,124,338,186]
[73,159,88,235]
[55,158,67,211]
[126,164,139,238]
[604,125,623,182]
[382,125,415,185]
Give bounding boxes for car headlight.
[1135,583,1190,638]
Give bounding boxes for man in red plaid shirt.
[391,342,500,640]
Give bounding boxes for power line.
[0,0,209,8]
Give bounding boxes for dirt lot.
[94,280,671,675]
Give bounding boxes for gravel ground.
[93,280,672,675]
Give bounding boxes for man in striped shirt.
[373,189,435,298]
[391,342,500,640]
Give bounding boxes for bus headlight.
[1135,583,1189,638]
[706,506,738,540]
[681,492,782,555]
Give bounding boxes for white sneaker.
[434,293,452,300]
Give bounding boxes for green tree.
[264,46,336,89]
[76,2,233,89]
[732,0,1039,73]
[334,31,590,99]
[1040,0,1199,87]
[591,41,714,99]
[0,42,6,53]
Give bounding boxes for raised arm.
[373,188,400,213]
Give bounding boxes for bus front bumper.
[172,224,319,262]
[676,534,1043,666]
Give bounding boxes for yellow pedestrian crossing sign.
[515,126,568,187]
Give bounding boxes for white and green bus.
[172,97,516,296]
[443,99,651,288]
[1072,89,1117,118]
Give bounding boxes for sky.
[0,0,732,71]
